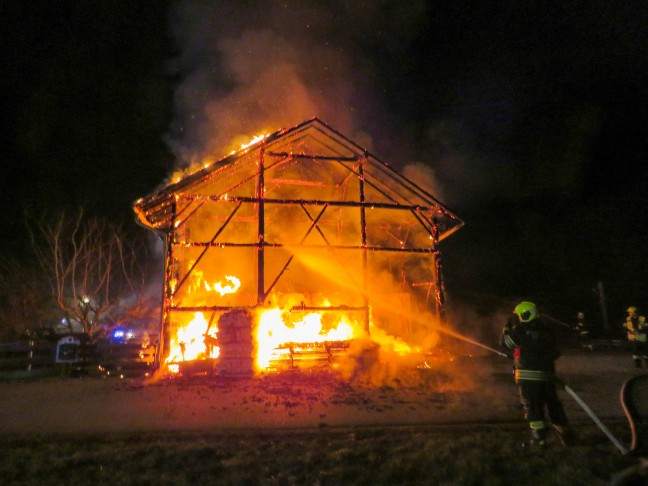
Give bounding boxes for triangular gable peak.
[134,118,463,242]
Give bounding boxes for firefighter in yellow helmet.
[500,301,570,448]
[623,307,648,368]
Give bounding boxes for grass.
[0,422,640,486]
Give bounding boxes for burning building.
[133,118,463,376]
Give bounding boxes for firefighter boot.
[521,437,546,450]
[527,427,547,450]
[530,438,546,449]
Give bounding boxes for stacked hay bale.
[217,309,255,376]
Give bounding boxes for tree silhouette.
[28,209,153,342]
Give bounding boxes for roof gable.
[134,118,463,241]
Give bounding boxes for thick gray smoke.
[161,0,484,318]
[165,0,429,169]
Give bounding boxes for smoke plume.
[165,1,430,171]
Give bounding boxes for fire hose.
[559,380,629,454]
[447,331,629,454]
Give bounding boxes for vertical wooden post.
[256,149,266,305]
[432,218,446,324]
[358,156,370,334]
[157,199,177,368]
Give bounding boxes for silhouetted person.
[623,307,648,368]
[501,301,570,448]
[573,311,593,351]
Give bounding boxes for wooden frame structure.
[133,118,463,368]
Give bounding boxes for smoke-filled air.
[150,0,501,389]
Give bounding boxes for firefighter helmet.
[627,306,637,315]
[515,301,538,323]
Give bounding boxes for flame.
[169,133,270,185]
[164,303,420,374]
[166,312,220,370]
[368,324,420,355]
[255,307,359,369]
[164,271,419,376]
[231,133,268,154]
[204,275,241,295]
[185,268,241,297]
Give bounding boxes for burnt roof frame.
[134,118,463,366]
[134,118,463,240]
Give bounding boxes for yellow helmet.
[515,301,538,323]
[627,306,637,314]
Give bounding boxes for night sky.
[2,1,647,330]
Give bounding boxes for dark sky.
[2,1,647,326]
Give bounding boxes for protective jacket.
[624,315,647,342]
[501,316,560,382]
[500,310,568,445]
[574,316,590,338]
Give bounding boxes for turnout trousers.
[518,379,568,440]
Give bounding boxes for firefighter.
[500,301,570,448]
[573,311,593,351]
[623,307,648,368]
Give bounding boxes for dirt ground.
[0,347,643,436]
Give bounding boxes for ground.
[0,346,642,441]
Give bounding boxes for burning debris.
[133,118,463,378]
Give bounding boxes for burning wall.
[133,118,463,375]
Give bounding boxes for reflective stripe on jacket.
[515,369,549,382]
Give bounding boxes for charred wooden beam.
[173,200,205,230]
[288,305,366,312]
[174,241,436,253]
[175,194,442,213]
[432,218,446,323]
[158,200,177,367]
[171,201,243,297]
[169,305,258,312]
[168,304,367,312]
[256,148,265,305]
[358,156,370,334]
[263,204,329,298]
[298,204,362,291]
[267,152,359,162]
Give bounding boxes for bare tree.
[0,258,56,340]
[28,210,153,342]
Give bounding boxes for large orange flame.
[165,267,420,375]
[167,312,220,366]
[255,307,359,369]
